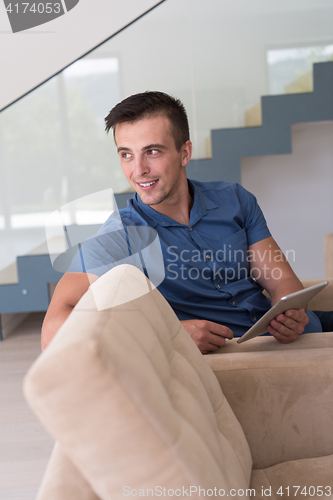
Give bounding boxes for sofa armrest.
[301,278,333,311]
[205,333,333,470]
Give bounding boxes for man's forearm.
[249,237,305,306]
[40,272,98,351]
[269,275,304,306]
[41,305,74,351]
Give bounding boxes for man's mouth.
[137,180,158,188]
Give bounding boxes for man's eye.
[147,149,159,155]
[121,152,132,159]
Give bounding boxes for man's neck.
[149,184,193,226]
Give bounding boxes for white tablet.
[237,281,328,344]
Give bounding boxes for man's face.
[115,114,192,208]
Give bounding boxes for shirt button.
[217,284,221,289]
[189,227,192,231]
[206,255,211,260]
[252,316,257,322]
[231,300,236,305]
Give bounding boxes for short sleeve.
[66,213,137,276]
[66,212,162,280]
[235,184,271,246]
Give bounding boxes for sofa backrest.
[24,265,252,500]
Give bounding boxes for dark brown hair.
[105,91,190,151]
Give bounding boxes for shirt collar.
[132,179,218,228]
[189,180,218,225]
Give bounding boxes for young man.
[42,91,323,352]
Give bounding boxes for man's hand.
[267,308,309,344]
[180,319,233,353]
[249,236,311,345]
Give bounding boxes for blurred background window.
[267,44,333,95]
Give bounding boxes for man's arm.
[249,236,309,343]
[41,272,99,351]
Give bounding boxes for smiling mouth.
[137,180,158,188]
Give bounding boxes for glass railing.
[1,0,333,279]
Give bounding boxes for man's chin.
[139,196,159,206]
[137,193,165,207]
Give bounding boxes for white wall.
[241,121,333,280]
[89,0,333,157]
[0,0,162,110]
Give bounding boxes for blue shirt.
[68,180,321,336]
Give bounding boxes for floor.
[0,313,54,500]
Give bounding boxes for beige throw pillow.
[24,265,252,500]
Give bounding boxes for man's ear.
[181,140,192,167]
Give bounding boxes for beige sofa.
[24,265,333,500]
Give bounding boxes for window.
[267,44,333,95]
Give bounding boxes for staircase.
[187,61,333,185]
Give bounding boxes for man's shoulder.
[190,179,249,203]
[189,180,258,215]
[98,199,149,232]
[190,179,255,199]
[190,179,238,193]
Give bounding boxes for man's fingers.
[205,320,234,340]
[284,308,309,325]
[194,330,229,350]
[202,337,229,354]
[267,324,296,343]
[206,332,229,347]
[180,319,234,353]
[274,314,296,330]
[270,317,298,335]
[267,308,309,344]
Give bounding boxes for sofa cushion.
[24,265,252,500]
[206,333,333,469]
[250,453,333,500]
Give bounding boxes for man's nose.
[133,156,149,176]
